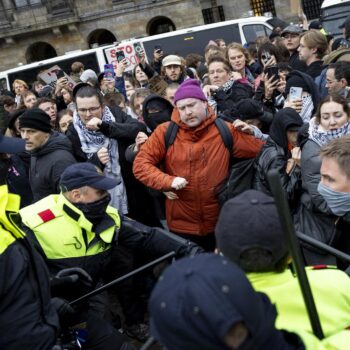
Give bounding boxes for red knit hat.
[173,79,207,105]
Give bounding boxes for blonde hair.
[226,43,249,67]
[12,79,28,91]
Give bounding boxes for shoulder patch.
[38,209,56,223]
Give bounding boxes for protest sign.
[38,65,76,90]
[104,42,147,72]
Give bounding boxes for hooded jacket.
[254,108,303,205]
[133,107,263,235]
[30,131,76,202]
[142,94,173,132]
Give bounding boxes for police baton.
[267,170,324,340]
[296,231,350,264]
[69,251,175,306]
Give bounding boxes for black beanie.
[19,108,52,133]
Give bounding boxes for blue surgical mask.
[317,182,350,216]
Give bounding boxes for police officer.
[215,190,350,349]
[0,134,60,350]
[19,162,200,349]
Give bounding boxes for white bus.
[0,16,281,92]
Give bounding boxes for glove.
[51,297,76,328]
[51,267,93,299]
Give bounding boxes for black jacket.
[65,107,156,225]
[305,60,324,79]
[294,136,350,266]
[214,81,254,122]
[30,132,76,202]
[289,50,307,72]
[253,108,303,207]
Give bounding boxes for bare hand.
[291,147,301,167]
[171,177,188,190]
[263,73,278,99]
[286,159,295,175]
[284,98,302,113]
[202,85,218,98]
[231,72,242,81]
[134,132,148,152]
[115,58,128,76]
[97,147,109,165]
[233,119,254,135]
[86,117,102,131]
[163,191,179,200]
[263,56,277,68]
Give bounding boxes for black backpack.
[164,118,256,206]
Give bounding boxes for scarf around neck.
[73,106,128,214]
[308,117,350,147]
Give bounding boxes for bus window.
[0,78,8,92]
[242,24,271,43]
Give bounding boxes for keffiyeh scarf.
[308,117,350,147]
[73,106,128,214]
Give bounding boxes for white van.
[0,16,279,92]
[321,0,350,36]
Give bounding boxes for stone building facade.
[0,0,304,71]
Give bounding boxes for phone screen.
[104,64,115,80]
[116,50,125,63]
[56,70,65,79]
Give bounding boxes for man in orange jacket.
[133,79,263,251]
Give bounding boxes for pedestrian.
[133,79,263,251]
[19,108,76,202]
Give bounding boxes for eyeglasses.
[77,106,101,114]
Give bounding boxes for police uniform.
[0,185,59,350]
[20,192,196,284]
[248,267,350,349]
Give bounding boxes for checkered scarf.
[308,117,350,147]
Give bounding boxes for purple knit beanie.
[173,79,207,105]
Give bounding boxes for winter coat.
[253,108,303,207]
[253,137,301,204]
[133,108,263,235]
[295,134,350,266]
[214,80,254,122]
[65,107,159,226]
[30,131,76,202]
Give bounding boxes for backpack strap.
[214,118,233,153]
[164,121,179,150]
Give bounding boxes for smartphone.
[116,50,126,63]
[262,51,271,65]
[264,66,279,83]
[289,86,303,101]
[56,69,65,79]
[133,42,143,59]
[103,64,115,80]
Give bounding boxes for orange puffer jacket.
[133,109,263,235]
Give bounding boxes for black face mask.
[144,111,171,131]
[75,193,111,223]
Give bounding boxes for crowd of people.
[1,16,350,350]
